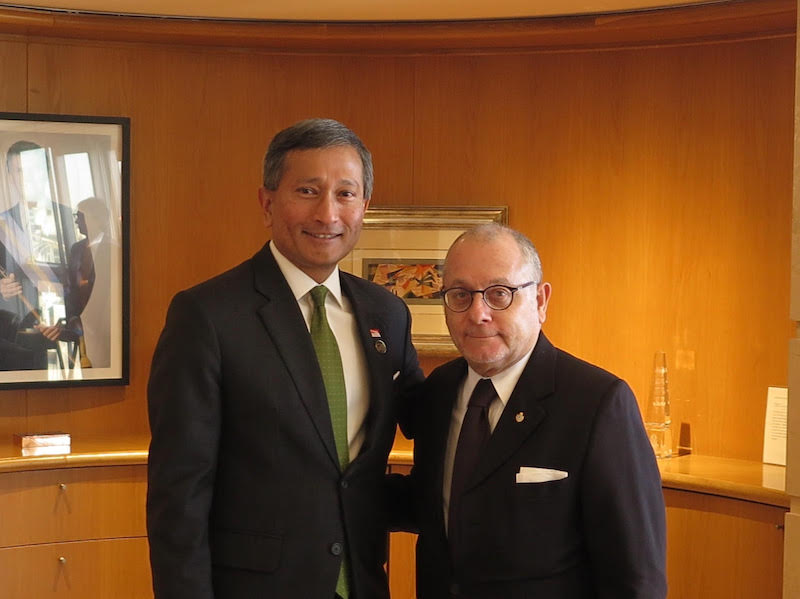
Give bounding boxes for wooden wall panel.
[0,38,28,441]
[0,38,26,112]
[0,11,793,462]
[0,1,793,52]
[413,38,794,460]
[0,39,415,443]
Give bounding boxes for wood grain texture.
[0,2,792,463]
[664,488,786,599]
[385,490,789,599]
[0,465,147,547]
[0,1,793,51]
[411,38,794,460]
[0,39,26,112]
[785,511,800,597]
[0,537,153,598]
[385,458,788,599]
[1,40,416,443]
[783,5,799,595]
[0,461,151,599]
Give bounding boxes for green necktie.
[309,285,350,599]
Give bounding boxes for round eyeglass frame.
[442,281,537,312]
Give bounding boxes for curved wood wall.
[0,0,794,460]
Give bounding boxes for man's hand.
[0,273,22,299]
[35,323,62,341]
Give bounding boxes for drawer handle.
[58,556,67,565]
[58,483,67,491]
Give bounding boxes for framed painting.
[0,112,130,388]
[340,205,508,354]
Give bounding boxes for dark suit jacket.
[147,244,423,599]
[406,333,667,599]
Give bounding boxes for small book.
[14,432,71,449]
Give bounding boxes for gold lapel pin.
[515,412,525,423]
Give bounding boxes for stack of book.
[14,432,71,456]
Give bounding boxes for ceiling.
[1,0,720,22]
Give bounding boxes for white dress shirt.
[269,242,369,463]
[442,345,536,528]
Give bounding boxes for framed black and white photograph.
[0,112,129,388]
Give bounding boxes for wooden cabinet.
[388,530,417,599]
[386,453,789,599]
[0,465,147,546]
[0,459,152,599]
[387,461,416,599]
[664,489,785,599]
[0,448,785,598]
[0,538,152,598]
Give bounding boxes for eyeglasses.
[442,281,537,312]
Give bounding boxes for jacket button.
[340,480,349,489]
[449,582,460,595]
[330,542,343,556]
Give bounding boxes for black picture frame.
[0,112,130,388]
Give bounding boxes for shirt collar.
[463,345,535,409]
[269,241,343,306]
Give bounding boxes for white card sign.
[763,386,788,466]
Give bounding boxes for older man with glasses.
[402,223,667,599]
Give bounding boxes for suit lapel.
[469,334,557,489]
[340,274,393,465]
[251,246,339,468]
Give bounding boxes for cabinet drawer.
[664,488,785,599]
[0,537,153,598]
[0,465,147,547]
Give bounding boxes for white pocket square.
[516,466,569,483]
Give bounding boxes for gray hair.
[445,223,543,283]
[262,118,373,199]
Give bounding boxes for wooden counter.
[0,437,152,599]
[0,437,149,473]
[386,450,789,599]
[658,454,787,507]
[0,441,788,599]
[388,446,789,507]
[657,456,787,599]
[2,440,785,505]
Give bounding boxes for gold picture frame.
[340,205,508,355]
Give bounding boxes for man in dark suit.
[404,224,667,598]
[147,118,423,599]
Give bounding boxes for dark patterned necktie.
[448,377,497,556]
